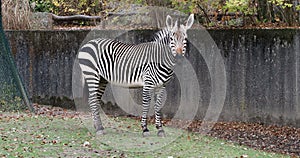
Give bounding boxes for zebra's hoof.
[157,130,165,137]
[96,130,105,135]
[142,128,150,137]
[142,131,150,137]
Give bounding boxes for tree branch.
[51,14,102,21]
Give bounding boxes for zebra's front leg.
[154,86,166,137]
[141,85,153,137]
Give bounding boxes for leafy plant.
[223,0,256,15]
[267,0,299,25]
[29,0,106,15]
[29,0,55,12]
[268,0,293,9]
[170,0,193,14]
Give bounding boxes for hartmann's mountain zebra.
[78,14,194,137]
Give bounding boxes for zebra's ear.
[185,14,194,29]
[166,15,173,30]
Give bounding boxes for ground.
[0,104,299,157]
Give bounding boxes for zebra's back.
[78,38,175,88]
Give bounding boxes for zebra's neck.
[153,28,170,45]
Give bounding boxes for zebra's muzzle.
[176,47,183,55]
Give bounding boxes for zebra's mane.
[153,28,170,44]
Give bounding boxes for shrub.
[30,0,106,16]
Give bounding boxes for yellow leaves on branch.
[52,0,59,7]
[268,0,298,10]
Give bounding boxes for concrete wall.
[5,29,300,127]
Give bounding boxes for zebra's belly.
[108,79,166,88]
[108,79,145,88]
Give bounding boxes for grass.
[0,112,289,158]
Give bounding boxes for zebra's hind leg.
[154,86,166,137]
[87,78,108,135]
[141,85,153,137]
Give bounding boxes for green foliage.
[123,0,172,6]
[26,0,300,26]
[170,0,193,14]
[29,0,106,15]
[268,0,293,9]
[266,0,299,25]
[169,0,213,15]
[0,83,25,112]
[132,0,145,5]
[223,0,256,15]
[297,5,300,11]
[29,0,55,12]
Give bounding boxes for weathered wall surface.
[5,29,300,127]
[209,30,300,127]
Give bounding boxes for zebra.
[78,14,194,137]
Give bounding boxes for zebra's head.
[166,14,194,56]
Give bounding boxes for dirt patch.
[188,121,299,157]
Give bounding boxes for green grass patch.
[0,112,288,157]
